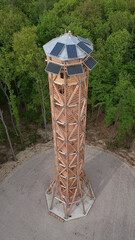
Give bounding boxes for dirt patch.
[86,115,135,169]
[0,141,53,183]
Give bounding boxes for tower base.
[45,185,95,221]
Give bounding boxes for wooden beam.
[46,57,94,219]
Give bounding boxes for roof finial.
[68,30,72,35]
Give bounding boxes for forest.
[0,0,135,163]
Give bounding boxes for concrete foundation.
[45,184,95,221]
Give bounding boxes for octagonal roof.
[43,32,93,62]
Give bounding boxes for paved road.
[0,146,135,240]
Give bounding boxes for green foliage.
[12,26,49,123]
[9,88,21,134]
[0,0,135,146]
[107,11,133,33]
[0,49,21,134]
[105,29,131,73]
[0,5,29,50]
[1,0,56,25]
[105,72,135,140]
[104,0,129,16]
[37,0,82,44]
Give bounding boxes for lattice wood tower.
[43,31,97,221]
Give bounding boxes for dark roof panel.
[77,42,92,55]
[77,36,93,46]
[84,56,97,70]
[50,42,65,57]
[45,62,62,75]
[67,64,83,76]
[67,45,77,58]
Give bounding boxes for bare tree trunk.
[5,94,19,137]
[0,85,18,136]
[109,108,120,146]
[14,79,19,96]
[41,87,48,142]
[96,105,101,125]
[0,132,2,139]
[0,109,17,161]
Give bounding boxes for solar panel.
[50,42,65,57]
[66,45,77,58]
[45,62,62,75]
[77,36,93,46]
[77,42,92,55]
[84,56,97,70]
[67,64,83,76]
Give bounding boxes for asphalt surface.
[0,146,135,240]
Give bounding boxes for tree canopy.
[0,0,135,147]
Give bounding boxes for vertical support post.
[64,64,68,219]
[77,77,86,215]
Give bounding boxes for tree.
[37,0,82,44]
[0,49,21,137]
[0,0,135,148]
[13,26,49,141]
[107,11,133,33]
[105,72,135,143]
[0,5,29,50]
[104,0,129,17]
[1,0,56,25]
[0,109,17,161]
[0,82,18,136]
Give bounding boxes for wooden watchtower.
[43,31,97,221]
